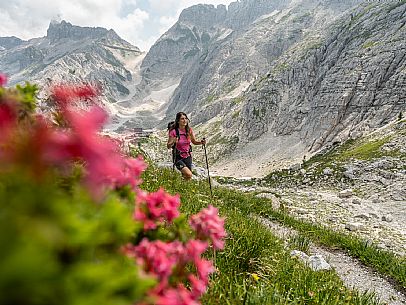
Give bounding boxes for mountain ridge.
[0,20,150,131]
[156,0,405,177]
[1,0,405,178]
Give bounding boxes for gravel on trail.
[257,217,406,305]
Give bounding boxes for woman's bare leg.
[181,167,193,180]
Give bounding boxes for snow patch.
[216,28,233,41]
[112,82,179,119]
[108,48,145,72]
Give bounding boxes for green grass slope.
[139,162,406,304]
[261,119,406,190]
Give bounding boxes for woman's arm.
[190,130,206,145]
[167,136,177,149]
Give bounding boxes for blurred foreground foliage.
[0,81,153,305]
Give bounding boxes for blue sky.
[0,0,234,51]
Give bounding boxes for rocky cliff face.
[0,20,147,130]
[162,0,290,116]
[156,0,405,177]
[134,4,230,113]
[0,37,24,50]
[140,0,297,124]
[1,1,405,178]
[141,3,227,83]
[229,1,406,149]
[164,0,367,118]
[46,20,117,43]
[220,1,406,177]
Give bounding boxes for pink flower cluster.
[0,83,146,195]
[0,78,227,305]
[124,239,214,305]
[127,202,226,304]
[0,100,17,144]
[52,84,99,106]
[189,205,226,250]
[0,73,7,87]
[134,188,180,230]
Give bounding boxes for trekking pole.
[172,134,180,172]
[202,138,213,198]
[172,146,176,172]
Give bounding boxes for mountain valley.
[0,0,405,177]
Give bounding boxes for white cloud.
[111,9,150,50]
[0,0,235,51]
[0,0,149,48]
[158,15,178,34]
[148,0,180,14]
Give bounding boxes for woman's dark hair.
[174,112,190,136]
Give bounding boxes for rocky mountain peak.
[178,4,227,29]
[46,20,110,43]
[0,36,24,50]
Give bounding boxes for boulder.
[308,255,332,271]
[338,189,353,198]
[381,214,393,222]
[345,222,364,231]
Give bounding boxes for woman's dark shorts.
[175,156,192,171]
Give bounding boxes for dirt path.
[257,217,406,305]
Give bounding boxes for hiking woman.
[167,112,206,180]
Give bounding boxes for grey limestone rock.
[323,167,333,175]
[345,222,364,231]
[352,198,361,205]
[161,0,406,173]
[382,214,393,223]
[308,255,332,271]
[0,20,145,128]
[339,189,353,198]
[291,250,332,271]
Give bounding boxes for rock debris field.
[236,186,406,305]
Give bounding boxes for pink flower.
[134,188,180,231]
[43,107,119,190]
[42,129,81,162]
[155,285,199,305]
[46,98,146,194]
[184,240,208,260]
[188,275,207,298]
[193,258,214,283]
[125,238,214,304]
[130,239,180,287]
[51,84,98,108]
[189,205,226,250]
[6,84,144,195]
[0,102,17,141]
[0,103,17,163]
[114,156,147,189]
[0,73,7,87]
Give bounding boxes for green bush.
[0,172,152,305]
